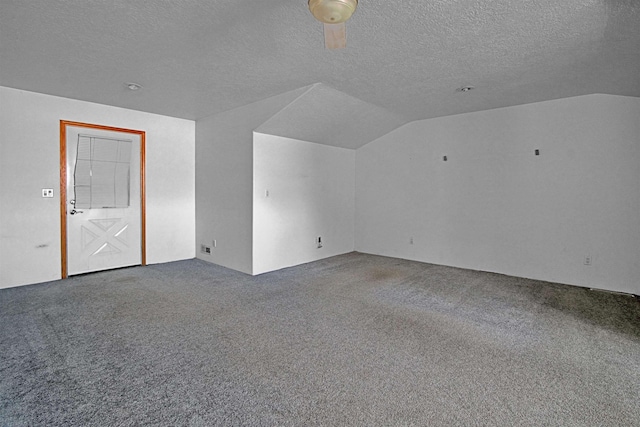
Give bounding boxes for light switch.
[42,188,54,198]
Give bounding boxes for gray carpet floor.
[1,252,639,426]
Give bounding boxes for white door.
[65,125,142,275]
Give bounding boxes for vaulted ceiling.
[1,0,639,127]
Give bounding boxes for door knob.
[70,209,83,215]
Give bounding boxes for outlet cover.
[42,188,54,198]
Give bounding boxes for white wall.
[195,88,308,274]
[0,87,195,289]
[356,94,640,295]
[253,133,354,275]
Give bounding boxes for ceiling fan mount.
[308,0,358,49]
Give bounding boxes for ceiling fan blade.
[323,22,347,49]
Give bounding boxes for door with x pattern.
[64,123,143,276]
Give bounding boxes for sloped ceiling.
[256,83,408,149]
[1,1,638,133]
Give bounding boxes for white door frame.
[60,120,146,279]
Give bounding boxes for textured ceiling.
[1,0,639,129]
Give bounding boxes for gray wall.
[0,87,196,288]
[356,94,640,294]
[195,88,308,274]
[253,133,354,274]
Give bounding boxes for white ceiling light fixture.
[125,82,143,91]
[456,86,475,93]
[309,0,358,49]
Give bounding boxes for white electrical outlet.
[410,237,414,245]
[584,255,592,265]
